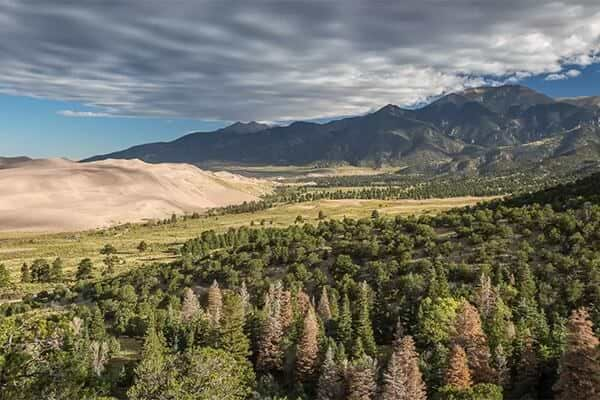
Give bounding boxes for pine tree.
[181,287,200,322]
[347,355,377,400]
[207,280,223,326]
[50,257,64,282]
[354,281,377,357]
[297,288,311,316]
[337,293,353,350]
[553,308,600,400]
[279,288,293,330]
[444,344,472,390]
[257,290,284,372]
[296,305,320,382]
[512,335,540,399]
[20,262,30,283]
[219,292,250,361]
[454,300,496,383]
[239,281,250,316]
[318,286,333,321]
[381,335,426,400]
[474,274,496,320]
[127,325,177,400]
[317,346,344,400]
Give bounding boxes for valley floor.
[0,197,494,296]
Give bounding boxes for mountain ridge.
[83,85,600,175]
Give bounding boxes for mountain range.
[84,85,600,175]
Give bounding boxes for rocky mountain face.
[84,85,600,175]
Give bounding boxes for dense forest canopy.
[2,173,600,399]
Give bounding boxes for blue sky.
[0,95,228,159]
[0,2,599,159]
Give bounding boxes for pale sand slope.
[0,158,272,232]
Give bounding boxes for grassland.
[0,196,494,295]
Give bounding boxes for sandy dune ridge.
[0,158,271,232]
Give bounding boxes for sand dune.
[0,158,271,232]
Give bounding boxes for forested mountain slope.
[85,85,600,175]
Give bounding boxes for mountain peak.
[220,121,271,134]
[458,84,554,114]
[375,103,407,116]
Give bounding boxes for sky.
[0,1,599,159]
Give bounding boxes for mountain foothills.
[2,171,600,399]
[85,85,600,175]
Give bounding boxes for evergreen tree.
[454,300,496,384]
[511,334,540,400]
[128,324,177,400]
[444,344,472,390]
[317,346,344,400]
[31,258,51,282]
[207,280,223,327]
[257,291,284,372]
[295,305,320,382]
[20,262,30,283]
[181,287,200,322]
[337,293,353,350]
[75,258,93,280]
[297,288,311,316]
[279,288,293,330]
[219,292,251,361]
[50,257,64,282]
[347,355,377,400]
[239,281,250,316]
[0,264,11,287]
[553,308,600,400]
[354,281,377,357]
[318,286,333,321]
[381,335,426,400]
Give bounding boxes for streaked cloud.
[0,1,599,121]
[57,110,113,118]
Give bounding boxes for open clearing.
[0,196,495,295]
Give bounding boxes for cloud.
[0,1,599,121]
[57,110,113,118]
[545,69,583,80]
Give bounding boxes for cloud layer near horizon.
[0,1,599,121]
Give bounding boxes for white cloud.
[0,1,599,121]
[57,110,113,118]
[545,68,582,80]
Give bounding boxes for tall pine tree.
[317,345,345,400]
[295,305,320,382]
[354,281,377,357]
[444,344,472,390]
[553,308,600,400]
[454,300,496,384]
[207,280,223,327]
[381,335,426,400]
[347,355,377,400]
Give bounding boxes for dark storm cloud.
[0,0,599,121]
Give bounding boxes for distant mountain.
[84,85,600,175]
[559,96,600,110]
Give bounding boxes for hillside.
[3,170,600,399]
[84,85,600,175]
[0,158,270,232]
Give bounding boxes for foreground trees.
[553,308,600,400]
[6,182,600,398]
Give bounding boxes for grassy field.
[0,196,494,296]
